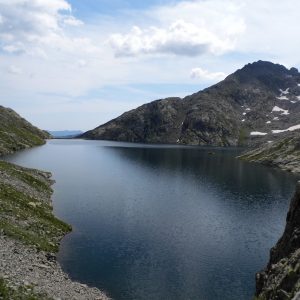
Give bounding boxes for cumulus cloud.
[0,0,90,56]
[190,67,226,81]
[109,19,243,57]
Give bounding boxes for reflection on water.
[4,140,299,300]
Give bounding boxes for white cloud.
[0,0,91,56]
[1,0,300,130]
[109,18,244,57]
[63,16,84,26]
[8,65,22,75]
[77,59,87,68]
[190,67,226,81]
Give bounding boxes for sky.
[0,0,300,131]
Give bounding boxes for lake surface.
[4,139,299,300]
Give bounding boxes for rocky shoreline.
[255,181,300,300]
[0,235,108,300]
[238,134,300,174]
[0,160,109,300]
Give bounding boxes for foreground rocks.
[255,182,300,299]
[0,235,108,300]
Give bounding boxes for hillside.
[80,61,300,146]
[0,106,50,156]
[239,134,300,174]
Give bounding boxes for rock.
[239,134,300,174]
[79,61,300,147]
[255,182,300,299]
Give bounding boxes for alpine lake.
[4,139,299,300]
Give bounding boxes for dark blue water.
[4,140,299,300]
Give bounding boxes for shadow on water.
[3,140,300,300]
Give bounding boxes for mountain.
[239,134,300,174]
[0,106,50,156]
[255,181,300,299]
[48,130,83,138]
[80,61,300,146]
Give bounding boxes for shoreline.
[0,160,109,299]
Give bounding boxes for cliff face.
[256,182,300,300]
[81,61,300,146]
[0,106,50,156]
[239,134,300,174]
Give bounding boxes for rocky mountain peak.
[224,61,300,93]
[80,61,300,147]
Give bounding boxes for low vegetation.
[0,106,50,156]
[0,160,71,252]
[0,278,50,300]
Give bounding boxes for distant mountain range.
[0,106,50,156]
[48,130,83,138]
[80,61,300,147]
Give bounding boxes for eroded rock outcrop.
[255,182,300,300]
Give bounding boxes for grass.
[0,161,71,252]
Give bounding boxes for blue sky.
[68,0,181,17]
[0,0,300,130]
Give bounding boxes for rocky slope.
[255,181,300,300]
[0,160,108,300]
[239,134,300,174]
[80,61,300,146]
[0,106,50,156]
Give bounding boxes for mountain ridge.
[80,60,300,147]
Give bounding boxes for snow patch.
[250,131,268,136]
[242,119,245,122]
[245,108,251,111]
[271,106,289,115]
[266,121,271,124]
[279,88,290,95]
[277,95,289,100]
[273,117,279,121]
[242,112,246,115]
[272,124,300,134]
